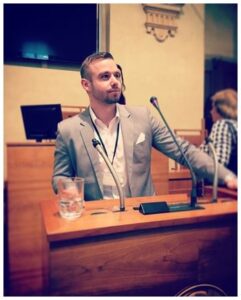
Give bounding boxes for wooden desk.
[204,186,237,199]
[41,195,237,296]
[6,143,169,295]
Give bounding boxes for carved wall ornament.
[142,4,184,42]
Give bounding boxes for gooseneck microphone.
[92,138,125,211]
[150,96,198,209]
[206,137,218,202]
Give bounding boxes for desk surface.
[7,141,55,147]
[41,194,237,243]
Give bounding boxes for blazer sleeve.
[52,122,76,194]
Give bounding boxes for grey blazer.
[52,104,232,200]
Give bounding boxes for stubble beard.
[91,84,121,105]
[103,91,121,104]
[104,97,120,104]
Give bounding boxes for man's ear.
[81,78,91,92]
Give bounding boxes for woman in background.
[200,89,237,175]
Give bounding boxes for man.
[52,52,237,200]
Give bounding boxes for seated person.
[200,89,237,175]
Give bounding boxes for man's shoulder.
[118,104,149,117]
[215,119,237,130]
[58,111,89,136]
[59,114,81,127]
[59,108,89,127]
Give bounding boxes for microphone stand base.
[112,206,126,212]
[168,203,204,212]
[137,201,204,215]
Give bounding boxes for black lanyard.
[91,117,120,165]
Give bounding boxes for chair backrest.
[226,121,237,175]
[172,119,207,171]
[151,148,169,195]
[62,105,87,119]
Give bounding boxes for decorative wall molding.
[142,4,184,42]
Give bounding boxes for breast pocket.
[133,140,151,165]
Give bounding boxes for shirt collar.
[89,106,120,129]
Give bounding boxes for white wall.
[109,4,204,129]
[4,66,89,143]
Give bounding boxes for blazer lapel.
[79,108,104,195]
[118,105,134,194]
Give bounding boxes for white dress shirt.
[89,107,128,199]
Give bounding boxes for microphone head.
[150,96,157,104]
[92,138,101,148]
[150,96,159,109]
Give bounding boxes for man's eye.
[114,72,121,79]
[101,74,110,80]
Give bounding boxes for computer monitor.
[20,104,63,142]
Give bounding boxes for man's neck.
[90,103,117,127]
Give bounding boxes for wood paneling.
[40,196,237,296]
[173,123,206,172]
[7,143,56,295]
[49,224,236,296]
[168,169,192,194]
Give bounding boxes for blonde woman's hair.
[211,89,237,120]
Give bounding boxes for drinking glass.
[57,177,85,220]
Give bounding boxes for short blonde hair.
[80,52,114,80]
[211,89,237,120]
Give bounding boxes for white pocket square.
[136,132,145,144]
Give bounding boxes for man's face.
[210,102,220,122]
[82,58,122,105]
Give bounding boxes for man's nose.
[110,75,119,86]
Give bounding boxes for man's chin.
[105,98,120,104]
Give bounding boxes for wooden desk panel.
[41,196,237,296]
[7,143,56,296]
[204,186,237,199]
[49,223,236,296]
